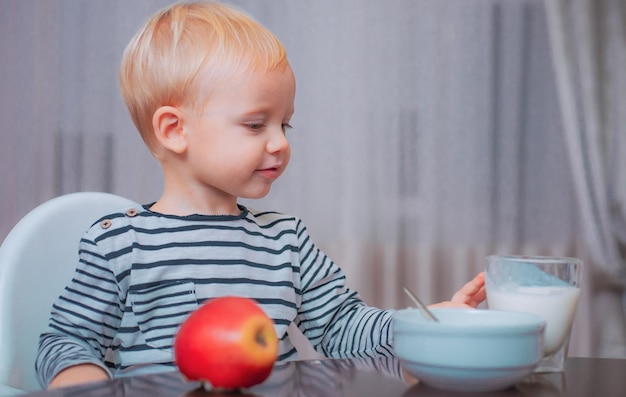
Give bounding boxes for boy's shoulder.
[83,203,145,240]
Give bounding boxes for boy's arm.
[294,220,487,359]
[48,364,110,389]
[294,220,395,358]
[36,233,121,388]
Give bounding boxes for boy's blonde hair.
[119,1,288,153]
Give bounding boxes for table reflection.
[403,372,564,397]
[27,357,406,397]
[24,357,626,397]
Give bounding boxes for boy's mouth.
[256,164,282,179]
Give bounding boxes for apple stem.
[255,330,267,347]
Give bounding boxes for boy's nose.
[266,128,289,153]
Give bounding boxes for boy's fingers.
[451,272,486,307]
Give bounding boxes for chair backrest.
[0,192,137,393]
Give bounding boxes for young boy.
[36,1,486,389]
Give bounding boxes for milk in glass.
[487,286,580,355]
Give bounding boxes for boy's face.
[181,65,296,201]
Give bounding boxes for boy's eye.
[245,123,293,132]
[247,123,264,130]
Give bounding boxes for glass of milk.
[485,255,582,372]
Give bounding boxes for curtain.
[1,0,624,358]
[545,0,626,357]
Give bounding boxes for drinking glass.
[485,255,582,372]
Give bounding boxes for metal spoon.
[403,287,439,322]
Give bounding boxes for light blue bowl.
[393,308,545,392]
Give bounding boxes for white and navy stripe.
[36,204,394,387]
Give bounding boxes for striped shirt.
[35,204,394,387]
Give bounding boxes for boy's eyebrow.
[200,105,294,120]
[239,107,295,119]
[240,109,269,117]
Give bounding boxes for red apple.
[174,296,279,390]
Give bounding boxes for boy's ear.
[152,106,188,154]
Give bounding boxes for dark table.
[23,357,626,397]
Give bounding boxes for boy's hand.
[429,272,486,309]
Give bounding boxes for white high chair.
[0,192,137,395]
